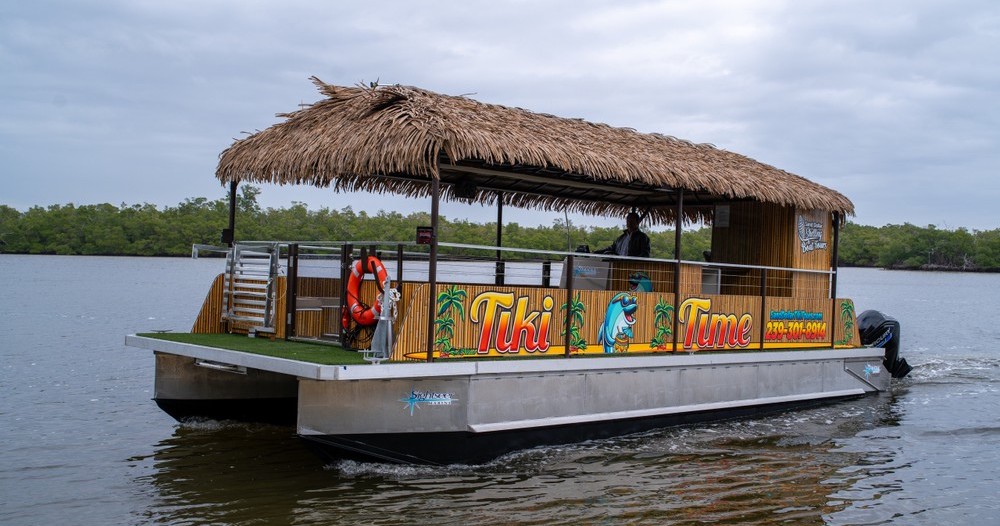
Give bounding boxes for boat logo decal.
[863,363,882,380]
[400,389,457,416]
[870,328,893,349]
[573,265,601,278]
[797,214,828,253]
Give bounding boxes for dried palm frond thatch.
[216,78,853,224]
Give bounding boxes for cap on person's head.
[627,212,640,222]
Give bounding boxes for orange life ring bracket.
[343,256,390,328]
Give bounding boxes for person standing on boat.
[597,212,650,257]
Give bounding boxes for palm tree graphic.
[435,285,467,356]
[649,297,675,350]
[560,292,587,352]
[836,300,855,346]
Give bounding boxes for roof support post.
[223,180,237,246]
[759,268,767,350]
[339,243,352,344]
[672,190,684,353]
[564,254,574,357]
[285,243,299,340]
[495,192,504,285]
[426,177,441,362]
[830,211,841,348]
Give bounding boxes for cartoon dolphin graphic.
[597,292,638,353]
[628,272,652,293]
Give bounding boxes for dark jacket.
[598,230,650,258]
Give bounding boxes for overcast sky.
[3,0,998,230]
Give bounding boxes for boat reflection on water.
[136,421,330,525]
[136,393,905,525]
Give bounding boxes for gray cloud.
[2,0,997,230]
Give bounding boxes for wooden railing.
[198,241,853,358]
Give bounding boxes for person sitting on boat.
[596,212,650,257]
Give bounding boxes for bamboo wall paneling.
[191,273,226,334]
[296,277,341,298]
[295,309,324,338]
[678,264,704,295]
[711,202,796,297]
[607,261,675,294]
[393,283,431,361]
[792,272,831,300]
[322,307,340,336]
[272,276,287,339]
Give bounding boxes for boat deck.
[127,334,886,383]
[134,332,364,364]
[130,333,890,463]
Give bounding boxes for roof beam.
[441,163,668,197]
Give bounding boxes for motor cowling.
[857,310,912,378]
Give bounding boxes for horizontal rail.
[215,240,833,276]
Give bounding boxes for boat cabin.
[193,79,861,362]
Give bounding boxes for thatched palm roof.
[216,78,854,224]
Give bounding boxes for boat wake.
[905,354,1000,384]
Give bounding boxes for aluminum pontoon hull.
[131,336,889,464]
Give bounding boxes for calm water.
[1,255,998,525]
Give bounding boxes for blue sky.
[3,0,998,230]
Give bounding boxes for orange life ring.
[343,256,390,328]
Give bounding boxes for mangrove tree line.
[1,187,997,270]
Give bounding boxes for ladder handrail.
[223,243,279,332]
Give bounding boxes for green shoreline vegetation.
[3,186,999,271]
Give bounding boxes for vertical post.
[541,260,551,288]
[285,243,299,339]
[830,211,841,348]
[759,268,767,350]
[339,243,352,344]
[223,180,237,246]
[426,177,441,362]
[564,254,574,357]
[396,243,404,284]
[260,243,280,334]
[672,189,684,353]
[495,193,504,285]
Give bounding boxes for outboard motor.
[857,310,912,378]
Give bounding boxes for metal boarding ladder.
[222,243,279,335]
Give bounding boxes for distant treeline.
[1,186,998,270]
